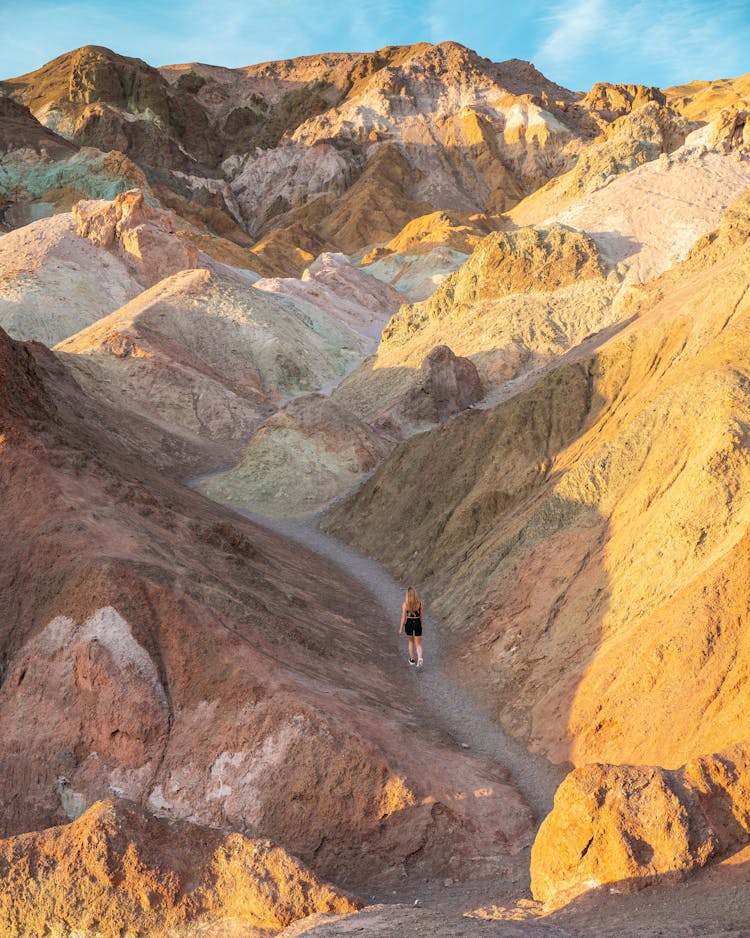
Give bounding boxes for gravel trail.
[192,490,566,820]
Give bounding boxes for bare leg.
[415,636,423,662]
[408,636,416,661]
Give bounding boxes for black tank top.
[405,605,421,623]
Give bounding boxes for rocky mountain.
[2,43,672,275]
[327,186,750,764]
[325,182,750,907]
[3,35,750,936]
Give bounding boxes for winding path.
[193,492,566,820]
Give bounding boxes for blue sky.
[2,0,748,91]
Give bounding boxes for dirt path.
[191,490,565,820]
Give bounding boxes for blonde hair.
[404,587,421,614]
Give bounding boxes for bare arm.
[399,604,406,634]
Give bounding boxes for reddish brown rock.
[0,96,78,158]
[420,344,483,419]
[0,325,533,903]
[383,343,484,429]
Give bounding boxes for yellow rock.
[531,740,750,907]
[0,800,360,937]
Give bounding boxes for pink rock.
[73,189,198,286]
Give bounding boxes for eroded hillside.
[3,36,750,936]
[0,323,534,933]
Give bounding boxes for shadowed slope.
[0,325,534,912]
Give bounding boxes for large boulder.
[531,743,750,907]
[369,344,483,436]
[416,344,483,422]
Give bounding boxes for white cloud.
[535,0,607,70]
[423,0,450,42]
[534,0,750,88]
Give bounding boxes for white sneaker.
[409,658,416,666]
[417,658,423,670]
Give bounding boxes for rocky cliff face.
[0,95,77,159]
[0,42,620,268]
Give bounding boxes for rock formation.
[580,82,666,123]
[361,210,503,262]
[0,95,77,159]
[360,246,470,303]
[5,36,750,931]
[325,187,750,773]
[0,188,398,465]
[254,251,404,343]
[559,101,692,197]
[509,112,750,283]
[200,394,393,516]
[0,141,150,231]
[531,741,750,907]
[55,264,370,455]
[340,223,615,406]
[1,45,218,172]
[666,71,750,122]
[1,42,608,266]
[369,344,483,434]
[0,188,206,345]
[73,188,199,285]
[0,211,143,345]
[0,799,359,937]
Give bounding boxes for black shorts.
[405,618,422,637]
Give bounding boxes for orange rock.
[531,741,750,907]
[0,799,360,937]
[361,210,503,262]
[530,763,716,906]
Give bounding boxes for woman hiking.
[399,587,424,669]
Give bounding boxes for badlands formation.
[1,38,750,936]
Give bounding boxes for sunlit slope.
[325,189,750,770]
